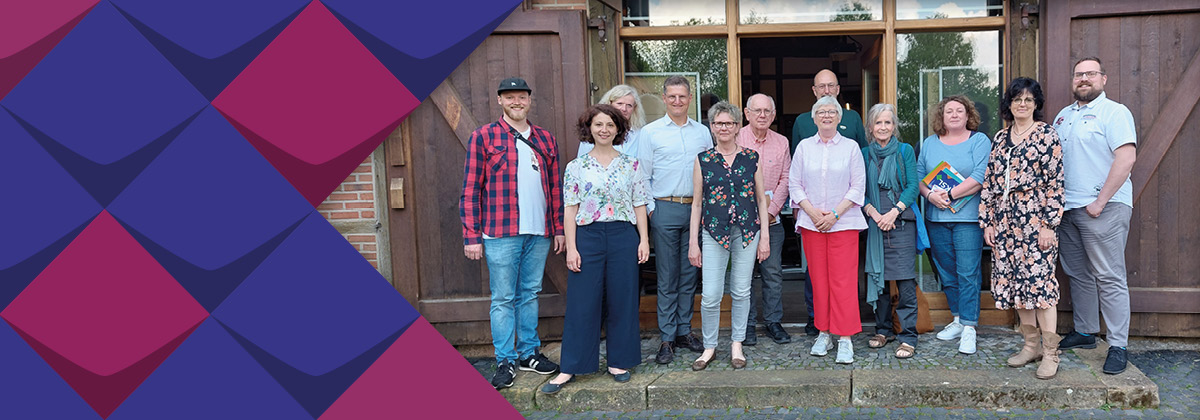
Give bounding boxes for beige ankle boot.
[1036,330,1061,379]
[1007,325,1042,367]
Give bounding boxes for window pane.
[623,0,725,27]
[739,0,882,24]
[897,0,1002,20]
[896,30,1002,149]
[624,39,728,124]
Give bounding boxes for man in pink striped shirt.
[735,93,792,346]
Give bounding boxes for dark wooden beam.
[427,81,481,151]
[1132,47,1200,205]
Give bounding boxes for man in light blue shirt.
[638,76,713,364]
[1051,57,1137,375]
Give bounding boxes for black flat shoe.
[609,370,631,383]
[539,376,574,394]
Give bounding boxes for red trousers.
[801,228,862,336]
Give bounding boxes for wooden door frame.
[387,7,589,337]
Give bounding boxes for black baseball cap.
[497,77,532,95]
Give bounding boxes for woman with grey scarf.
[860,103,922,359]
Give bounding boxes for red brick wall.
[319,156,381,270]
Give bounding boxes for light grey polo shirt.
[1052,91,1137,210]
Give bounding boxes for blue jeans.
[926,222,982,326]
[483,235,552,363]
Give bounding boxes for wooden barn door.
[385,8,589,345]
[1044,1,1200,337]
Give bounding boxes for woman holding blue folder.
[916,95,992,355]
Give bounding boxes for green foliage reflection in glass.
[626,34,728,102]
[896,25,1001,148]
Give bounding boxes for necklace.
[1012,121,1036,138]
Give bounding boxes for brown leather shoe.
[731,357,747,369]
[691,355,713,371]
[655,342,674,364]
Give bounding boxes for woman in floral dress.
[980,77,1065,380]
[686,101,770,371]
[542,104,650,394]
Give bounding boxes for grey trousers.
[1058,204,1132,347]
[749,223,785,327]
[701,228,758,348]
[874,279,919,347]
[652,200,700,342]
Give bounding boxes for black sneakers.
[1103,346,1128,375]
[491,361,515,390]
[1059,330,1098,350]
[804,323,820,337]
[518,353,559,375]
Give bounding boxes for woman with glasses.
[578,85,646,158]
[861,103,921,359]
[788,96,867,364]
[917,95,992,355]
[687,101,770,370]
[980,78,1065,379]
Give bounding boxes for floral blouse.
[563,154,651,225]
[699,147,760,250]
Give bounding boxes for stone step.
[494,361,1157,412]
[480,335,1160,412]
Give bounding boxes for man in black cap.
[461,77,565,389]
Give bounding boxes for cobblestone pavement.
[466,329,1199,419]
[471,326,1088,379]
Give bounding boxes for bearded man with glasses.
[1051,57,1138,375]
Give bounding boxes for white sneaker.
[958,326,977,354]
[836,338,854,364]
[810,332,831,356]
[937,320,964,341]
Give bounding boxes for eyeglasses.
[815,83,839,90]
[665,94,690,102]
[745,108,773,116]
[1073,71,1104,80]
[712,121,738,129]
[815,110,838,117]
[1013,97,1036,105]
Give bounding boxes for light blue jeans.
[483,235,552,363]
[926,222,982,326]
[700,228,758,349]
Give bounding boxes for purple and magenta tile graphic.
[0,0,525,418]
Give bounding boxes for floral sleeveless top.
[699,147,760,250]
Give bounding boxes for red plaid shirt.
[460,118,564,245]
